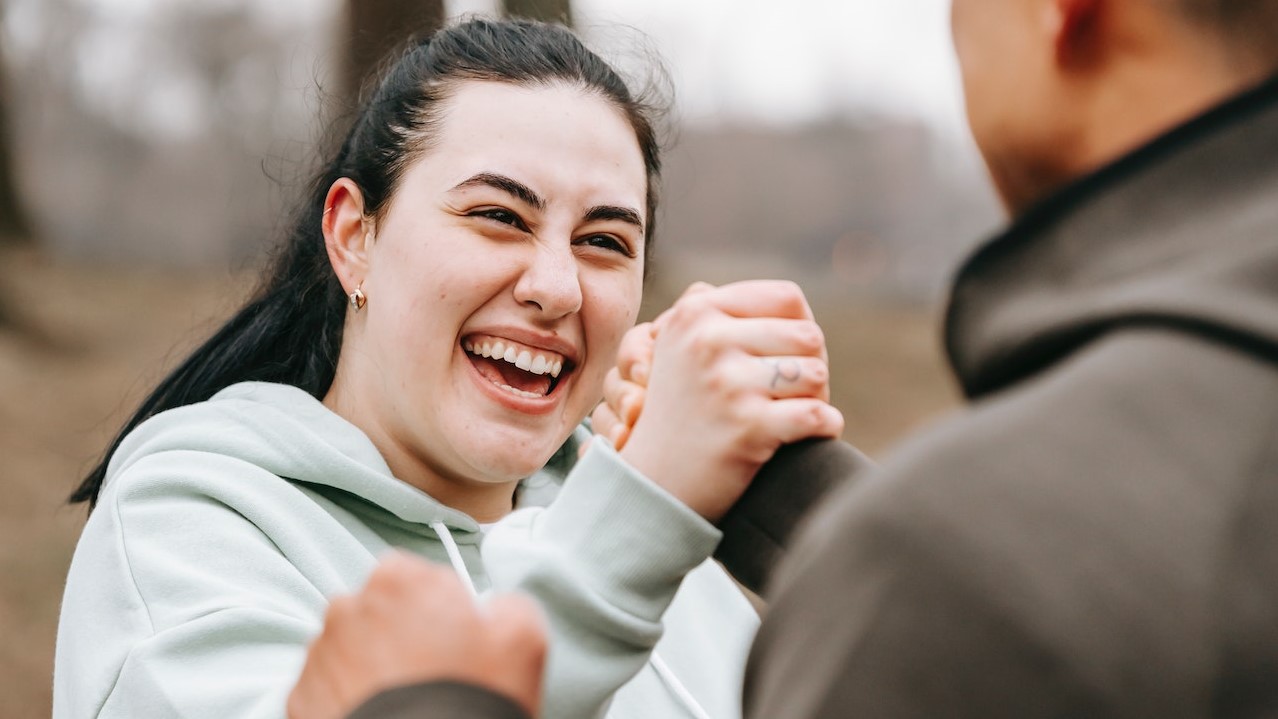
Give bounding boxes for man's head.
[952,0,1278,214]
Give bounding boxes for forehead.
[416,80,648,211]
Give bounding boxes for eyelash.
[473,207,528,232]
[470,207,635,258]
[578,234,634,258]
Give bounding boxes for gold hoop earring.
[349,284,367,312]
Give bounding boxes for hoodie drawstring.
[650,651,714,719]
[431,520,712,718]
[429,520,479,599]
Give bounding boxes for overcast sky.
[4,0,969,140]
[453,0,968,133]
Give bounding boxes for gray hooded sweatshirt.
[54,382,758,719]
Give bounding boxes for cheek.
[581,273,643,377]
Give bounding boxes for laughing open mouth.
[462,334,572,399]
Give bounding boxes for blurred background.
[0,0,1001,715]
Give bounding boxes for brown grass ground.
[0,248,959,717]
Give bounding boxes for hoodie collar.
[944,73,1278,399]
[110,382,582,537]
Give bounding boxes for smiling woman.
[320,80,649,520]
[51,18,769,719]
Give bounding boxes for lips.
[462,333,574,399]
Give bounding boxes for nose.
[513,242,583,320]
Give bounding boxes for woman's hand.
[287,553,547,719]
[613,281,843,523]
[593,320,658,450]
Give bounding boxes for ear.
[1048,0,1105,69]
[323,178,375,297]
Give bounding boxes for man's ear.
[1049,0,1105,69]
[323,178,375,296]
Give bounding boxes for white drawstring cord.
[429,520,479,599]
[650,651,714,719]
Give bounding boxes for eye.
[471,207,529,232]
[578,234,635,258]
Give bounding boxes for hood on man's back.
[946,74,1278,399]
[103,381,479,530]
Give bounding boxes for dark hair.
[71,17,666,509]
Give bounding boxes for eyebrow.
[451,171,644,232]
[451,172,545,211]
[584,205,645,233]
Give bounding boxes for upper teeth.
[463,338,565,378]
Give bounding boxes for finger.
[591,403,632,449]
[653,282,717,333]
[616,323,657,386]
[677,281,716,300]
[602,368,645,426]
[758,399,845,446]
[612,424,631,452]
[755,356,831,402]
[701,317,826,359]
[591,401,624,445]
[702,280,815,321]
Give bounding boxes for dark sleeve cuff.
[346,681,532,719]
[714,439,874,594]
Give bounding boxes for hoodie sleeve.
[55,451,339,719]
[481,440,723,719]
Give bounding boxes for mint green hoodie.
[54,382,758,719]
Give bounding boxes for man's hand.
[287,553,547,719]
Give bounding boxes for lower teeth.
[495,381,543,399]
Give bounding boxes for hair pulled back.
[71,17,665,508]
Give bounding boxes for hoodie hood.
[104,381,586,534]
[945,74,1278,399]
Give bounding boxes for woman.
[54,18,841,719]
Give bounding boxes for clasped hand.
[596,280,844,523]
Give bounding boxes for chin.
[459,430,565,482]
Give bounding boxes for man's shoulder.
[795,325,1278,596]
[893,325,1278,499]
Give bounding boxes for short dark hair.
[71,17,667,509]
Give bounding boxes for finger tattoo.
[764,358,802,388]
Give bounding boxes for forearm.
[716,439,873,594]
[482,440,721,719]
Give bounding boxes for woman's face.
[333,80,648,493]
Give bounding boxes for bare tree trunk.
[343,0,446,105]
[501,0,573,26]
[0,32,31,245]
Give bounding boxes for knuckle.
[808,360,829,384]
[770,280,806,308]
[776,279,803,298]
[679,291,714,318]
[686,329,721,360]
[807,403,828,429]
[793,321,824,353]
